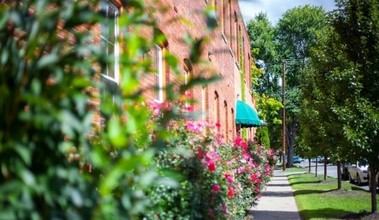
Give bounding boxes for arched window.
[214,91,220,131]
[202,86,209,120]
[224,101,228,139]
[231,108,235,139]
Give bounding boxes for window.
[153,45,164,102]
[201,86,209,120]
[99,1,120,126]
[100,1,119,83]
[221,0,224,34]
[229,0,232,46]
[183,70,193,109]
[241,36,245,68]
[224,101,228,139]
[184,70,189,85]
[234,11,239,59]
[214,91,220,131]
[231,108,235,139]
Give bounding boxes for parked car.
[311,156,323,163]
[293,155,304,164]
[318,157,331,164]
[347,160,368,185]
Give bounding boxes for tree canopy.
[300,0,379,212]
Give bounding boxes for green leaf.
[108,117,127,148]
[20,169,35,186]
[37,53,59,69]
[15,145,32,165]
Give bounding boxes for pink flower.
[226,160,233,166]
[224,173,234,183]
[209,151,221,162]
[255,185,261,193]
[265,165,271,173]
[184,120,204,133]
[233,136,243,146]
[233,136,248,150]
[215,122,221,128]
[196,149,205,159]
[243,151,251,160]
[227,186,234,198]
[236,166,245,174]
[183,105,194,112]
[240,141,248,150]
[250,172,263,185]
[212,184,221,192]
[147,100,170,115]
[207,159,216,172]
[184,91,194,99]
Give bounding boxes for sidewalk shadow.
[262,191,294,197]
[266,183,293,187]
[289,180,322,186]
[293,189,335,196]
[246,210,301,220]
[299,208,351,219]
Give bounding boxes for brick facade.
[107,0,257,140]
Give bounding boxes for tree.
[302,0,379,212]
[276,5,327,167]
[247,13,283,151]
[301,26,354,184]
[330,0,379,213]
[247,13,281,98]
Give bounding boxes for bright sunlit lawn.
[288,173,379,219]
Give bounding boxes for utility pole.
[282,60,286,171]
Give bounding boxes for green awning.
[235,100,261,128]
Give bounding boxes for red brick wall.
[140,0,255,140]
[98,0,256,140]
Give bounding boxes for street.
[297,161,370,191]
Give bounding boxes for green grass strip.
[288,173,378,219]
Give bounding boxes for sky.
[238,0,337,24]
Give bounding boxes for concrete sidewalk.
[247,170,302,220]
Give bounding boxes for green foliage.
[247,13,281,98]
[276,5,328,166]
[331,0,379,165]
[256,94,282,125]
[0,0,224,219]
[0,0,278,218]
[256,127,270,149]
[300,0,379,212]
[0,1,100,219]
[247,7,327,156]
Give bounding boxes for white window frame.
[154,45,164,102]
[100,1,119,84]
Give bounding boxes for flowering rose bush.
[144,99,278,219]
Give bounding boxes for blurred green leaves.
[0,0,223,219]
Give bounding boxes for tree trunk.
[308,158,311,173]
[324,155,327,181]
[337,160,341,190]
[369,165,377,213]
[286,119,297,168]
[315,157,318,177]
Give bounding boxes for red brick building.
[98,0,260,140]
